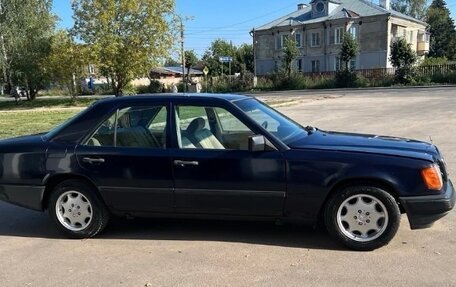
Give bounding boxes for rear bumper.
[400,180,455,229]
[0,184,45,211]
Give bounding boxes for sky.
[53,0,456,58]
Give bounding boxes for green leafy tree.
[335,33,359,88]
[72,0,175,96]
[202,39,237,76]
[163,58,181,67]
[47,30,92,98]
[184,49,198,83]
[235,44,254,75]
[282,37,299,78]
[0,0,56,100]
[390,37,418,83]
[391,0,428,20]
[426,0,456,59]
[339,33,359,71]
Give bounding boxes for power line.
[186,3,296,35]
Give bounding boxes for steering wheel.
[261,120,268,129]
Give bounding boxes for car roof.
[94,93,251,106]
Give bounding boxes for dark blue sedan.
[0,94,454,250]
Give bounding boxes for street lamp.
[177,15,195,93]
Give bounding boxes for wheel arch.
[318,177,405,222]
[42,173,104,210]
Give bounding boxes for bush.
[421,57,448,66]
[335,70,358,88]
[137,79,163,94]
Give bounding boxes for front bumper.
[400,180,455,229]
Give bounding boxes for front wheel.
[48,179,110,238]
[324,186,400,251]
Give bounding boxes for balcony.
[417,41,429,55]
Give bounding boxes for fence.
[302,64,456,79]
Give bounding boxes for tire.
[324,185,400,251]
[48,179,110,238]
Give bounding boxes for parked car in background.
[0,94,453,250]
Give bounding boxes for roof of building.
[151,67,204,76]
[255,0,427,31]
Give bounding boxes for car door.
[75,102,174,213]
[170,100,286,216]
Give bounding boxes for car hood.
[288,129,438,161]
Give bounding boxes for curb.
[246,85,456,95]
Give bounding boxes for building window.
[350,59,356,70]
[409,31,414,43]
[297,59,303,72]
[311,60,320,72]
[276,34,290,49]
[335,57,342,71]
[276,35,282,49]
[349,26,358,40]
[311,32,320,47]
[316,2,325,13]
[335,27,343,44]
[295,33,302,47]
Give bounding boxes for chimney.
[379,0,390,10]
[297,3,307,10]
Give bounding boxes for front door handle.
[82,157,105,164]
[174,160,199,167]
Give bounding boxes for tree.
[163,58,181,67]
[282,37,299,78]
[235,44,254,75]
[184,50,198,83]
[202,39,237,76]
[426,0,456,59]
[390,37,418,83]
[339,33,359,71]
[391,0,428,20]
[47,30,91,98]
[72,0,175,96]
[0,0,56,100]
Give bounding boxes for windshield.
[234,98,307,144]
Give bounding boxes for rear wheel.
[324,186,400,251]
[48,180,110,238]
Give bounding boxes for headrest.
[186,117,206,134]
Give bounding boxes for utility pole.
[180,19,185,93]
[249,28,257,87]
[178,15,194,94]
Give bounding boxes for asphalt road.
[1,87,455,286]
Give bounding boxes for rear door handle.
[82,157,105,164]
[174,160,199,167]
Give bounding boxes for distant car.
[0,94,454,250]
[10,86,27,98]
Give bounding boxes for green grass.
[0,97,99,111]
[0,110,80,139]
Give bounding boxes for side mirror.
[248,135,266,152]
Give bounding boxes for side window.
[85,105,167,149]
[176,105,254,151]
[214,108,250,132]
